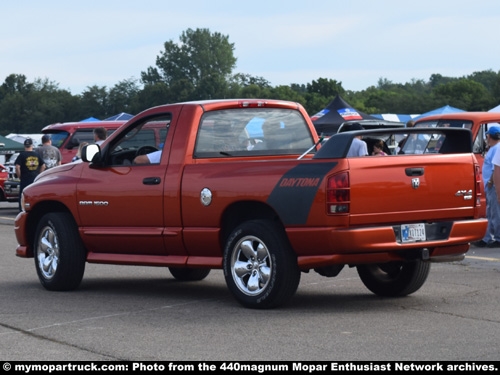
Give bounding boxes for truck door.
[75,115,172,256]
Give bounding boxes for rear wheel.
[34,212,86,291]
[169,268,211,281]
[356,260,431,297]
[223,220,300,309]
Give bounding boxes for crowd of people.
[14,126,108,212]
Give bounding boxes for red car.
[0,163,9,201]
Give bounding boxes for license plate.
[401,223,426,242]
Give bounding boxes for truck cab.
[414,111,500,169]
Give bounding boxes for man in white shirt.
[133,150,162,164]
[343,122,368,157]
[93,127,107,146]
[475,126,500,247]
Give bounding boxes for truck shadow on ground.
[65,275,401,312]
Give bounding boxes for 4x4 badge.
[412,178,420,189]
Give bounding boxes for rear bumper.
[288,218,488,269]
[4,180,19,201]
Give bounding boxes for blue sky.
[2,0,499,95]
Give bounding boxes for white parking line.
[466,255,500,262]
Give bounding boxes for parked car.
[3,121,132,203]
[3,179,19,202]
[1,154,19,202]
[41,120,128,164]
[414,111,500,214]
[0,163,8,201]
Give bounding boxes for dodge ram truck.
[414,111,500,168]
[14,99,488,309]
[414,111,500,215]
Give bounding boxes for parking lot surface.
[1,202,499,361]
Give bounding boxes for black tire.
[169,267,211,281]
[223,220,300,309]
[356,260,431,297]
[34,212,86,291]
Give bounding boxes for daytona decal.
[267,162,338,225]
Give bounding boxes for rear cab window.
[194,108,315,158]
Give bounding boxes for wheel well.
[220,201,283,246]
[25,201,76,257]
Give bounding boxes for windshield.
[415,119,473,129]
[44,131,69,148]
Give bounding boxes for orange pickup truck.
[414,111,500,169]
[414,111,500,215]
[14,99,487,309]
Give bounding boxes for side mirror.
[81,144,100,163]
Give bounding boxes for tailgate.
[347,153,477,225]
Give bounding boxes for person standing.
[475,126,500,247]
[15,138,46,211]
[93,127,107,146]
[35,134,62,169]
[342,123,368,157]
[72,142,89,162]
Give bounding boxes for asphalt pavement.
[0,201,499,361]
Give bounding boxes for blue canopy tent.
[80,117,100,122]
[105,112,134,121]
[412,105,465,121]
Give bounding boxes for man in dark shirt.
[15,138,46,211]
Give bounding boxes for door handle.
[405,167,424,176]
[143,177,161,185]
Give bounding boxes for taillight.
[475,163,482,206]
[327,172,350,214]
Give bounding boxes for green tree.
[132,82,171,113]
[432,78,494,111]
[0,75,78,133]
[141,28,237,101]
[307,78,344,98]
[269,85,306,105]
[1,74,33,96]
[467,70,499,92]
[226,73,272,98]
[108,78,141,115]
[238,84,272,99]
[304,92,330,116]
[79,85,109,119]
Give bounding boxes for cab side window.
[106,115,171,166]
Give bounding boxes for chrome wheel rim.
[231,235,272,296]
[36,226,60,280]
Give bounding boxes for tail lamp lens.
[327,172,350,214]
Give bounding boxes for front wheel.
[34,212,86,291]
[223,220,300,309]
[356,260,431,297]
